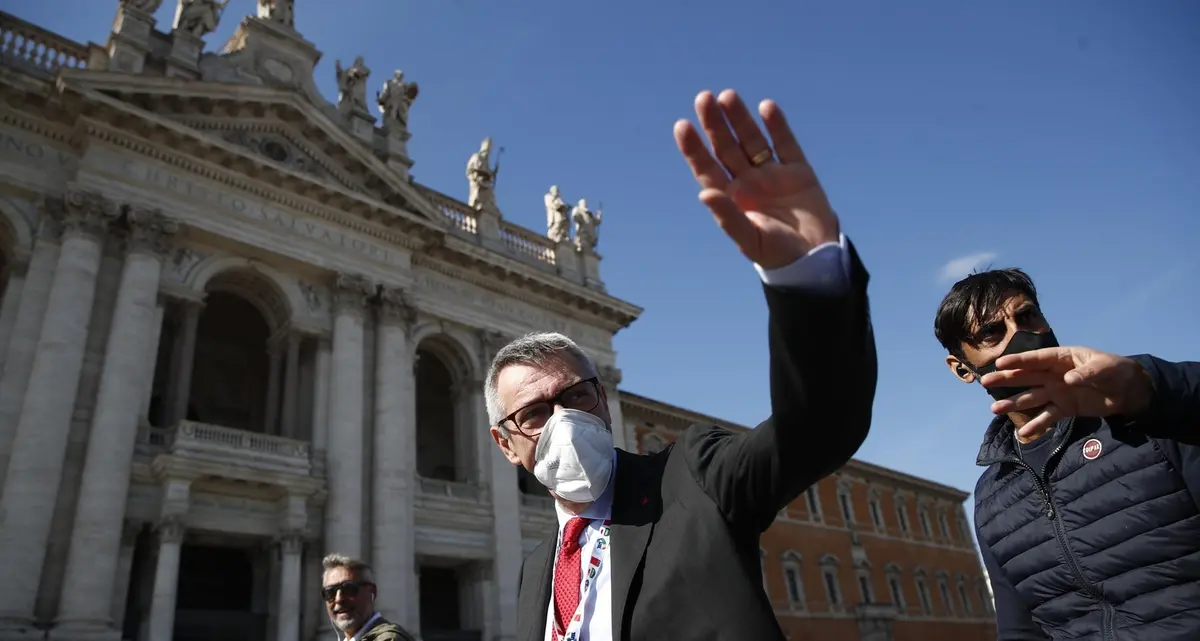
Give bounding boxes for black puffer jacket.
[973,355,1200,640]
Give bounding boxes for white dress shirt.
[541,236,853,640]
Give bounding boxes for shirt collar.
[554,449,618,527]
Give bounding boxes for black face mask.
[968,329,1059,401]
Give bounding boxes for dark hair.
[934,268,1039,356]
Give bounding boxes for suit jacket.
[515,245,878,640]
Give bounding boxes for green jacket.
[361,619,417,641]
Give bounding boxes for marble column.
[109,522,142,635]
[264,337,284,434]
[146,516,186,641]
[371,286,417,626]
[325,273,372,557]
[53,210,178,640]
[140,298,166,425]
[0,250,30,374]
[483,384,522,641]
[311,337,331,477]
[275,533,304,641]
[281,331,301,438]
[0,190,117,636]
[0,218,63,486]
[598,365,629,451]
[166,299,202,425]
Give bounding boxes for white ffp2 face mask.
[532,408,614,503]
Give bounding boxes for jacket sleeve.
[1125,355,1200,446]
[978,535,1050,641]
[683,241,877,533]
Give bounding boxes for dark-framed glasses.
[322,580,372,603]
[500,377,601,436]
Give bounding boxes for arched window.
[781,551,805,609]
[884,563,905,611]
[805,485,823,522]
[914,568,932,615]
[414,336,479,483]
[819,554,842,609]
[837,478,856,525]
[894,496,911,536]
[936,570,953,616]
[867,489,884,531]
[957,573,973,616]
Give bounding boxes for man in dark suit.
[483,89,877,640]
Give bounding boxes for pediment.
[55,71,447,227]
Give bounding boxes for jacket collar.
[976,414,1090,467]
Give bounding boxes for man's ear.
[946,354,977,384]
[490,426,522,466]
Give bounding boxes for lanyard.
[550,519,611,641]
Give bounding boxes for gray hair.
[321,553,374,583]
[484,331,597,433]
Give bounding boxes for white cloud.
[937,252,997,283]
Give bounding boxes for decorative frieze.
[155,514,186,544]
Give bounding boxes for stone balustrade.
[417,476,488,502]
[135,420,311,476]
[413,185,559,269]
[519,493,554,511]
[0,11,89,77]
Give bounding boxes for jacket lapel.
[518,532,556,641]
[608,449,663,641]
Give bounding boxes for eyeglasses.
[499,377,601,436]
[322,580,373,603]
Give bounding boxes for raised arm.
[672,89,877,531]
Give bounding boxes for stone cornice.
[619,390,971,501]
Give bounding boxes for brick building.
[623,391,998,641]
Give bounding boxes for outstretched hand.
[674,90,840,270]
[981,346,1154,438]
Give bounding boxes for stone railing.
[519,493,555,511]
[412,185,558,269]
[0,11,89,77]
[418,476,487,502]
[499,221,557,266]
[135,420,311,476]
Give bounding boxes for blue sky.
[17,1,1199,505]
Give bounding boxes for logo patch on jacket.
[1082,438,1103,461]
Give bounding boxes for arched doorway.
[415,345,460,481]
[187,291,271,431]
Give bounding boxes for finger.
[695,90,752,177]
[759,99,808,165]
[717,89,773,163]
[698,188,756,254]
[989,386,1054,415]
[673,120,731,191]
[994,347,1074,372]
[1016,405,1063,440]
[979,369,1060,390]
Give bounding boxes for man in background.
[934,268,1200,640]
[322,554,416,641]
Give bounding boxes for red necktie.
[553,517,591,637]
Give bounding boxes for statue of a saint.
[544,185,570,244]
[377,70,420,133]
[257,0,295,28]
[173,0,229,37]
[335,56,371,116]
[466,138,502,212]
[572,198,602,252]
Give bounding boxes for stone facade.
[623,392,998,641]
[0,7,994,641]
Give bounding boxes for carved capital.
[275,529,307,555]
[377,285,417,327]
[478,329,510,364]
[333,273,373,315]
[155,515,186,544]
[125,207,180,258]
[56,187,119,241]
[597,364,622,388]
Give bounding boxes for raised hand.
[981,346,1154,438]
[674,90,840,270]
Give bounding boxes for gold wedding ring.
[749,149,773,167]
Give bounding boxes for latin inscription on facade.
[116,158,400,267]
[0,127,76,170]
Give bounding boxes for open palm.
[674,90,840,269]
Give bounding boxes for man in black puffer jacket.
[933,268,1200,641]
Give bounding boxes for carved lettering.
[117,159,398,266]
[0,129,76,169]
